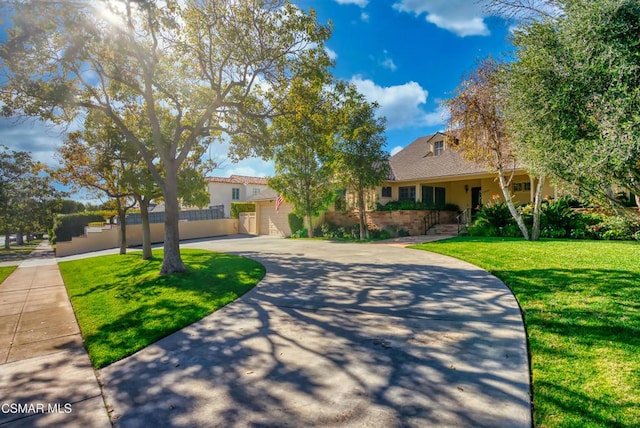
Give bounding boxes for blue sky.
[1,0,514,197]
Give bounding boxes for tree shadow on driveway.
[99,240,532,427]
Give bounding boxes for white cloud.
[393,0,489,37]
[333,0,368,6]
[360,11,370,22]
[390,145,404,156]
[349,76,444,129]
[325,47,338,61]
[381,50,397,71]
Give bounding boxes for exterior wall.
[326,210,458,236]
[374,173,556,212]
[239,212,257,234]
[56,219,237,257]
[207,182,269,218]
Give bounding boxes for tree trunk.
[306,213,314,238]
[4,231,10,250]
[16,227,23,245]
[160,166,187,274]
[531,176,546,241]
[357,189,367,240]
[138,196,152,260]
[497,168,530,240]
[117,202,127,255]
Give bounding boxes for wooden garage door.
[259,203,292,236]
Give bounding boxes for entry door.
[471,187,482,214]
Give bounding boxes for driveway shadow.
[100,239,531,427]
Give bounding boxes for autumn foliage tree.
[0,0,331,274]
[444,58,545,240]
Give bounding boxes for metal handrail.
[456,208,471,235]
[424,210,440,234]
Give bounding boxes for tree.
[0,146,61,248]
[334,83,390,240]
[1,0,331,273]
[268,69,336,238]
[495,0,640,208]
[55,111,136,255]
[444,58,545,240]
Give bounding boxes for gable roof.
[388,132,491,182]
[206,175,269,185]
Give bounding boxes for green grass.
[59,249,265,369]
[411,237,640,427]
[0,240,42,259]
[0,266,18,284]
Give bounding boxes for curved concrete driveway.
[100,236,531,427]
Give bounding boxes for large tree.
[444,58,546,240]
[491,0,640,207]
[0,0,330,273]
[334,83,390,240]
[268,67,336,238]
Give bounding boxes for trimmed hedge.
[230,202,255,219]
[50,212,108,243]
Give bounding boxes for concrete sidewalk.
[0,241,111,427]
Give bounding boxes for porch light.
[464,184,469,193]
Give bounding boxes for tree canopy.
[1,0,331,273]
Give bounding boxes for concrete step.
[427,223,461,235]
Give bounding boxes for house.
[206,175,269,218]
[375,132,556,215]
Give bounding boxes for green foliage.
[287,212,305,236]
[59,249,265,368]
[50,212,107,243]
[468,200,515,237]
[414,237,640,427]
[506,0,640,202]
[230,203,255,219]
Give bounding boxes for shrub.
[230,202,255,219]
[50,212,106,243]
[376,200,459,212]
[288,213,305,236]
[540,197,576,238]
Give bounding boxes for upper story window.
[252,188,261,196]
[434,141,444,156]
[381,186,392,198]
[232,188,240,200]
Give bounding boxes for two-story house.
[206,175,269,218]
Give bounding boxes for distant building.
[206,175,269,217]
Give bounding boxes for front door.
[471,187,482,214]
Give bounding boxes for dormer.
[424,132,448,157]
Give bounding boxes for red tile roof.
[206,175,269,185]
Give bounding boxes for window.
[381,186,392,198]
[422,185,446,208]
[232,188,240,200]
[252,188,261,196]
[512,182,531,193]
[399,186,416,201]
[434,141,444,156]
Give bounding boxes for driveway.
[99,235,531,427]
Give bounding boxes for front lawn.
[59,249,265,368]
[0,266,18,284]
[412,237,640,427]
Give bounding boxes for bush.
[50,212,107,243]
[288,213,305,236]
[376,200,459,212]
[540,197,576,238]
[230,202,255,219]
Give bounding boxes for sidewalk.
[0,241,111,427]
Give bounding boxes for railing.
[456,208,471,235]
[424,210,440,234]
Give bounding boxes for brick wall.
[325,210,457,236]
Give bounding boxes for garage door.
[259,203,292,236]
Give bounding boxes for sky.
[0,0,515,200]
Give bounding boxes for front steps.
[426,223,463,235]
